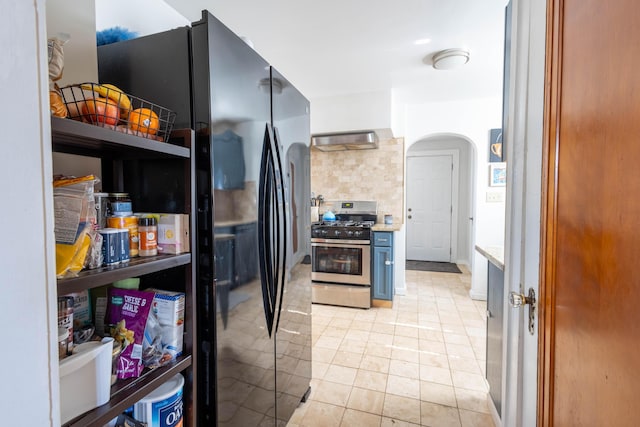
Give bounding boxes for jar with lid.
[138,217,158,257]
[108,193,132,217]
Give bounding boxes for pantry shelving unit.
[52,116,197,427]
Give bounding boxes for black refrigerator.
[98,10,312,427]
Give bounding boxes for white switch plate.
[486,191,504,203]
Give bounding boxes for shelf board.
[63,355,192,427]
[57,253,191,294]
[51,117,190,159]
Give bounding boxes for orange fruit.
[128,108,160,135]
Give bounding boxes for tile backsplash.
[214,181,257,223]
[311,137,405,224]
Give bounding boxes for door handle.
[385,260,393,266]
[509,287,536,335]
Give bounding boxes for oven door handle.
[311,242,371,249]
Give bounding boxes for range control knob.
[346,230,354,237]
[354,230,362,237]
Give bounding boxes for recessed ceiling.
[101,0,508,103]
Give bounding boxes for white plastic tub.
[133,373,184,426]
[59,337,113,424]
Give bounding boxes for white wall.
[46,0,98,87]
[1,0,58,424]
[310,90,391,133]
[401,96,504,299]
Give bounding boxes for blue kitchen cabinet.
[213,129,245,190]
[372,232,394,301]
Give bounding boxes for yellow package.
[56,228,91,277]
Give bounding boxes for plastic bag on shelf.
[107,288,155,379]
[48,34,69,118]
[54,175,99,277]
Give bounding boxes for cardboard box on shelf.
[146,289,185,327]
[157,213,190,254]
[145,289,186,359]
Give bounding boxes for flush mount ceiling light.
[432,48,470,70]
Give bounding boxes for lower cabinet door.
[372,246,393,300]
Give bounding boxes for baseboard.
[371,299,393,308]
[469,288,487,301]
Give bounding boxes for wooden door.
[540,0,640,425]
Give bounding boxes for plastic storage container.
[59,337,114,424]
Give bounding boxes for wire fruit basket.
[60,83,177,143]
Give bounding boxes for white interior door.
[406,155,453,262]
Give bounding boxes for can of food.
[107,215,139,257]
[117,229,130,263]
[108,193,133,217]
[99,228,121,266]
[94,192,109,229]
[58,296,74,356]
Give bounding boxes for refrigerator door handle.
[272,126,288,334]
[259,124,276,336]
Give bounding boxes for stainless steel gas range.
[311,201,377,308]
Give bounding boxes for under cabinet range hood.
[311,129,393,151]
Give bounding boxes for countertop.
[371,224,402,232]
[475,245,504,271]
[215,218,257,228]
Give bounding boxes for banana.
[81,83,132,113]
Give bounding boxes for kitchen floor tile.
[382,394,422,424]
[346,386,385,414]
[312,379,352,406]
[332,350,363,369]
[288,267,495,427]
[323,365,358,386]
[388,359,420,379]
[300,401,345,427]
[380,417,421,427]
[459,408,496,427]
[451,370,489,392]
[420,381,458,407]
[421,401,462,427]
[354,369,388,392]
[386,374,421,399]
[340,409,382,426]
[454,387,491,414]
[360,354,391,374]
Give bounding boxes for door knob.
[509,289,535,307]
[509,287,537,335]
[408,215,412,219]
[408,208,412,212]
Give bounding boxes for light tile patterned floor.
[287,266,495,427]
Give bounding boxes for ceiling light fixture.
[432,48,470,70]
[413,38,431,45]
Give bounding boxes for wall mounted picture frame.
[489,162,507,187]
[489,128,503,162]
